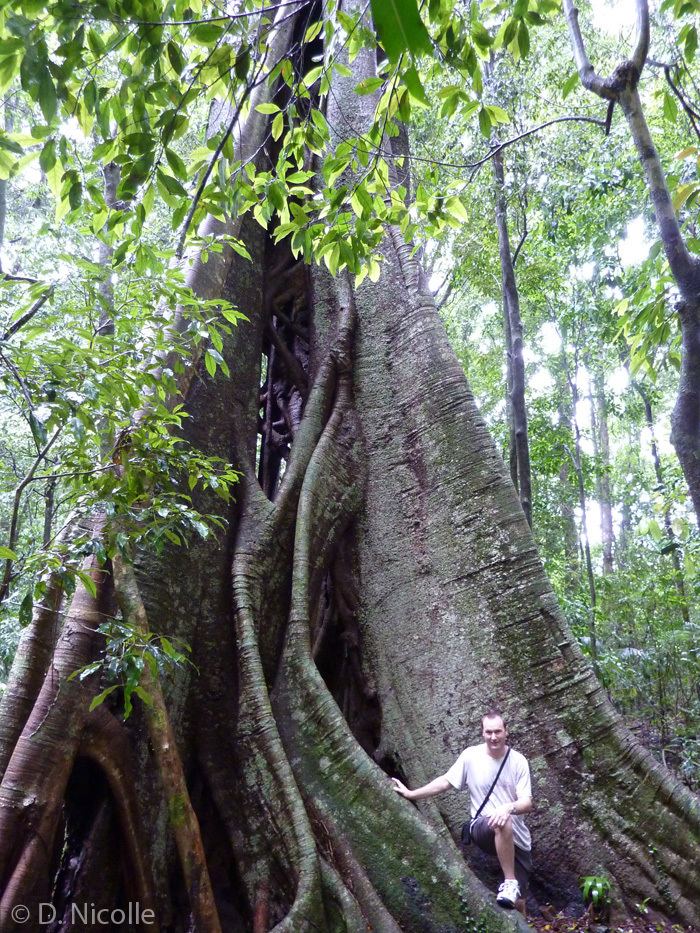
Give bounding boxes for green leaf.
[190,23,223,44]
[76,569,97,598]
[234,45,251,79]
[471,21,492,51]
[446,196,469,223]
[133,684,154,707]
[89,685,119,712]
[0,55,19,93]
[29,412,47,446]
[0,546,18,560]
[562,71,579,99]
[685,25,697,60]
[204,350,217,377]
[517,22,530,58]
[304,20,323,43]
[255,102,280,114]
[486,104,510,124]
[271,111,284,141]
[403,65,428,105]
[167,40,185,74]
[355,76,384,95]
[663,90,678,123]
[38,67,57,121]
[672,181,700,212]
[478,106,492,137]
[18,591,33,626]
[165,147,187,180]
[369,0,432,63]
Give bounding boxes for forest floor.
[527,904,696,933]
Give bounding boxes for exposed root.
[112,553,221,933]
[318,856,368,932]
[308,801,402,933]
[0,571,64,778]
[0,514,88,777]
[0,533,111,915]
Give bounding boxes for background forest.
[0,0,699,927]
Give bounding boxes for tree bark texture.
[492,147,533,527]
[0,12,699,933]
[636,384,691,626]
[555,361,579,588]
[591,372,614,574]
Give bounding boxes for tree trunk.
[564,0,700,526]
[555,362,579,587]
[0,14,699,933]
[617,84,700,528]
[493,147,532,526]
[563,353,599,669]
[635,384,691,626]
[590,372,614,574]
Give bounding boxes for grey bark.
[493,147,533,526]
[635,383,691,626]
[562,351,599,664]
[555,362,579,584]
[590,372,614,574]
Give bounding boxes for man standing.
[391,710,533,910]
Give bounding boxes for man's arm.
[391,775,451,801]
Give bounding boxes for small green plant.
[580,874,611,918]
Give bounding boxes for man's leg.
[493,817,516,880]
[467,817,523,910]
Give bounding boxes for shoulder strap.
[472,748,511,821]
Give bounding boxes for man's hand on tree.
[391,778,413,799]
[487,805,513,829]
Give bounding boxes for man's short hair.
[482,708,506,727]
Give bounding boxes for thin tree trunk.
[504,293,518,490]
[635,384,691,625]
[590,371,614,573]
[618,85,700,526]
[42,477,55,548]
[564,0,700,525]
[562,351,598,664]
[555,359,579,586]
[0,100,12,258]
[492,147,532,526]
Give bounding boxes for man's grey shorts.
[469,815,533,895]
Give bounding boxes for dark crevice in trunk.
[257,243,311,501]
[49,761,126,933]
[189,767,251,932]
[312,533,382,761]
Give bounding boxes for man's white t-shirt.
[444,744,532,851]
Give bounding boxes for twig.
[1,286,54,342]
[0,272,40,285]
[0,429,63,605]
[104,0,309,27]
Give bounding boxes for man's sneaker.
[496,879,520,909]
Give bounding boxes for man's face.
[482,716,507,754]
